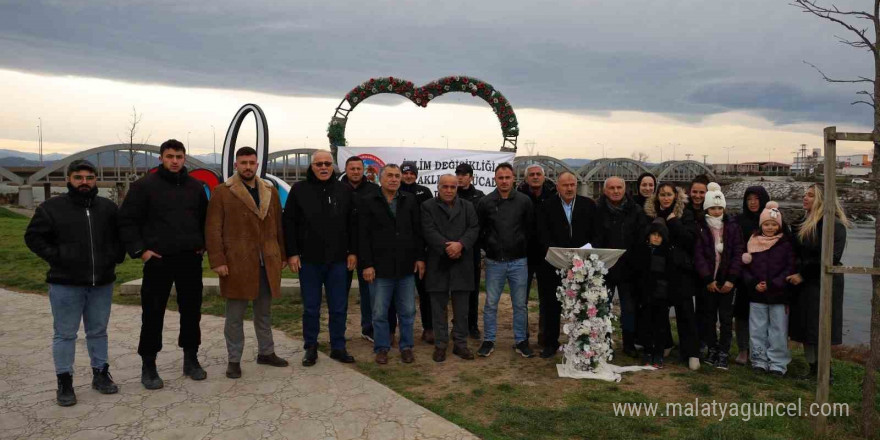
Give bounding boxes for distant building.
[711,163,759,174]
[741,161,791,174]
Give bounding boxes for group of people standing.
[24,140,849,409]
[629,172,849,375]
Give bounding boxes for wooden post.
[815,126,837,434]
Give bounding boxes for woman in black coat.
[643,182,701,370]
[787,183,849,379]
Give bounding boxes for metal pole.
[815,126,837,434]
[211,125,216,168]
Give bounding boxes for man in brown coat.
[205,147,289,379]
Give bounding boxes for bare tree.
[117,107,150,199]
[792,1,880,435]
[630,151,650,163]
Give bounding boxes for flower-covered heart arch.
[327,76,519,154]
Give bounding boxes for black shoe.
[302,346,318,367]
[477,341,495,357]
[752,365,768,374]
[56,373,76,407]
[469,327,481,340]
[330,349,355,363]
[623,345,639,358]
[141,356,164,390]
[453,346,475,360]
[183,348,207,380]
[641,354,653,366]
[703,348,719,367]
[91,364,119,394]
[256,353,289,367]
[770,370,785,378]
[715,352,730,370]
[540,346,558,359]
[514,341,535,358]
[226,362,242,379]
[361,328,374,343]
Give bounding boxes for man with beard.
[456,163,485,339]
[341,156,390,343]
[592,176,647,357]
[283,150,358,366]
[400,161,434,343]
[26,160,125,406]
[516,164,556,345]
[205,147,289,379]
[119,139,209,389]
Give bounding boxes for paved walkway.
[0,288,478,440]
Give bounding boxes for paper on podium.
[545,247,626,271]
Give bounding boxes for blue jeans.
[300,262,349,350]
[749,302,791,374]
[48,283,114,375]
[371,275,416,352]
[483,258,529,344]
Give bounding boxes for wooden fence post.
[815,126,837,434]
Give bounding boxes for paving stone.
[0,288,477,440]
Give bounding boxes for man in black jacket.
[25,160,125,406]
[476,163,535,358]
[535,172,597,358]
[359,164,425,365]
[456,163,485,339]
[118,139,208,389]
[593,176,647,357]
[341,156,391,343]
[400,161,434,343]
[516,164,557,345]
[283,150,358,366]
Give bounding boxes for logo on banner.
[358,154,386,184]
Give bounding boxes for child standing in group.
[694,182,744,370]
[741,202,795,376]
[635,218,674,369]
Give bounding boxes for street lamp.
[655,145,663,163]
[723,146,735,175]
[211,125,216,166]
[187,131,191,149]
[596,142,605,159]
[441,135,449,149]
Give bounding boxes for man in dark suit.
[535,172,598,358]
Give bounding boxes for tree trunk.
[861,17,880,433]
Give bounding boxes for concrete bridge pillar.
[18,185,34,208]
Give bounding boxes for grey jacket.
[421,197,480,292]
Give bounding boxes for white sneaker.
[688,357,701,371]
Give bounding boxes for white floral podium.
[546,247,655,381]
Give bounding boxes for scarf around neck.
[747,233,781,254]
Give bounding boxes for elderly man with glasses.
[283,150,358,366]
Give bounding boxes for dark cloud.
[0,0,873,127]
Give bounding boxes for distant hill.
[0,149,67,162]
[562,158,591,169]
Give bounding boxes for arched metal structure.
[328,76,519,156]
[577,158,651,182]
[0,166,24,184]
[652,160,716,182]
[266,148,320,183]
[25,144,212,185]
[513,156,580,182]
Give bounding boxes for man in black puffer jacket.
[119,139,209,389]
[26,160,125,407]
[593,176,648,357]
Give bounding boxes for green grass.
[1,205,878,440]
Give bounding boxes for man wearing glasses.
[26,160,125,406]
[283,150,358,366]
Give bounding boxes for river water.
[842,225,876,346]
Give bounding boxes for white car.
[852,178,869,185]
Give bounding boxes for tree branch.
[792,0,878,54]
[804,61,875,83]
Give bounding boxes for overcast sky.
[0,0,874,161]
